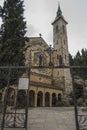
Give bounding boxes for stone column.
[50,93,52,107]
[35,93,37,107]
[56,93,58,100]
[42,92,45,107]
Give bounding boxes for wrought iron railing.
[0,66,30,130]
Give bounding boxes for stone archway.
[45,92,50,107]
[58,93,62,101]
[17,90,26,108]
[29,90,35,107]
[52,93,57,106]
[37,91,43,107]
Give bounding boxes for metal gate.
[0,65,87,130]
[71,67,87,130]
[0,66,30,130]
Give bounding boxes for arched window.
[58,94,62,101]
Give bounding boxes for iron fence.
[71,67,87,130]
[0,66,87,130]
[0,66,30,130]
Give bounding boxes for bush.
[69,99,74,106]
[56,101,65,106]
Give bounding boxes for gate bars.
[0,66,30,130]
[71,67,87,130]
[0,66,87,130]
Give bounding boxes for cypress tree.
[0,0,26,66]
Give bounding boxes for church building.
[25,4,72,107]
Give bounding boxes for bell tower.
[52,3,69,66]
[52,3,72,98]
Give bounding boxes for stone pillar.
[35,93,37,107]
[42,92,45,107]
[50,93,52,107]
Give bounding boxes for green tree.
[81,49,87,65]
[0,0,26,66]
[69,50,87,101]
[74,51,82,65]
[69,53,74,65]
[74,83,83,99]
[73,49,87,79]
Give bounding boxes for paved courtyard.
[0,107,76,130]
[28,107,76,130]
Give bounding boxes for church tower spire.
[57,2,62,17]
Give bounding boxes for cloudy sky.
[0,0,87,56]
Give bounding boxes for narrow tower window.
[65,55,66,60]
[64,40,65,45]
[63,25,65,33]
[59,55,63,65]
[56,25,58,33]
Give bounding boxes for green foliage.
[69,54,74,65]
[69,99,74,106]
[74,51,82,65]
[69,50,87,100]
[0,0,26,66]
[74,83,83,99]
[70,49,87,79]
[74,49,87,79]
[69,83,83,103]
[69,92,74,105]
[56,100,65,106]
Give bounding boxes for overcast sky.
[0,0,87,56]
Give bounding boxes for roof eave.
[52,17,68,25]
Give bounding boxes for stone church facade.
[24,4,72,107]
[0,4,72,107]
